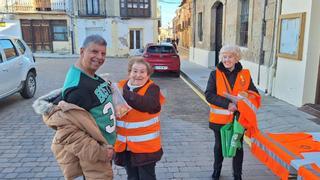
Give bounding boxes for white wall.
[0,19,21,38]
[52,41,70,53]
[189,47,215,68]
[302,0,320,104]
[272,0,317,106]
[75,18,156,57]
[75,19,112,54]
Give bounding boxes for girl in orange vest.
[205,45,259,180]
[114,57,165,180]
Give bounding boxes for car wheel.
[174,71,180,77]
[20,72,36,99]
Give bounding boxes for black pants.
[212,123,244,176]
[125,154,156,180]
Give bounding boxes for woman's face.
[221,52,238,71]
[129,63,150,86]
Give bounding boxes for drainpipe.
[257,0,267,86]
[266,0,282,95]
[192,0,196,62]
[68,0,75,54]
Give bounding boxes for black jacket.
[205,62,259,110]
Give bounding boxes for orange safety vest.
[114,79,165,153]
[298,163,320,179]
[237,90,261,137]
[209,69,251,124]
[251,132,320,179]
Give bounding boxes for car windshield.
[147,46,175,54]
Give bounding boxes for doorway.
[210,2,223,66]
[21,20,52,52]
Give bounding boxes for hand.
[106,148,114,161]
[228,103,237,112]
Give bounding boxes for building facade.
[0,0,71,53]
[190,0,320,107]
[0,0,160,56]
[173,0,192,48]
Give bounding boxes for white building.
[0,0,160,57]
[73,0,159,57]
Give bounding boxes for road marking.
[180,76,209,106]
[180,75,252,147]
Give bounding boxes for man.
[33,35,115,180]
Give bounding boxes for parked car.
[142,43,180,77]
[0,35,37,99]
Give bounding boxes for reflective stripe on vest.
[117,131,160,143]
[241,96,258,113]
[297,164,320,179]
[117,117,159,129]
[251,137,296,173]
[210,108,232,115]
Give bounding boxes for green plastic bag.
[220,123,233,157]
[220,111,245,158]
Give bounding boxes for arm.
[248,77,259,94]
[123,84,161,114]
[205,71,232,109]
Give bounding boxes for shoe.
[234,174,242,180]
[211,170,221,180]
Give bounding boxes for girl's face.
[221,52,238,71]
[129,63,150,86]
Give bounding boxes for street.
[0,58,275,179]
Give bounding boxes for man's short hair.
[82,35,107,48]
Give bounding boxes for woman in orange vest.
[114,57,165,180]
[205,45,259,180]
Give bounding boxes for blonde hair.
[219,45,241,62]
[128,57,153,75]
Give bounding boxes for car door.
[0,47,9,96]
[0,39,22,94]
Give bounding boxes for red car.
[142,43,180,77]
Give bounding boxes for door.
[21,20,52,52]
[210,2,223,67]
[129,29,142,55]
[21,20,34,51]
[0,39,22,94]
[33,20,52,52]
[0,48,7,96]
[215,3,223,66]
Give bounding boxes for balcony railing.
[0,0,66,13]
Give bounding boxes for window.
[0,40,18,60]
[147,46,175,54]
[120,0,150,17]
[198,12,203,41]
[15,39,26,54]
[87,0,99,15]
[51,21,68,41]
[239,0,249,47]
[129,30,142,49]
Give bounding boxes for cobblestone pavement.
[0,57,276,179]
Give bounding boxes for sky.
[158,0,181,28]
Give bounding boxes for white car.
[0,35,37,99]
